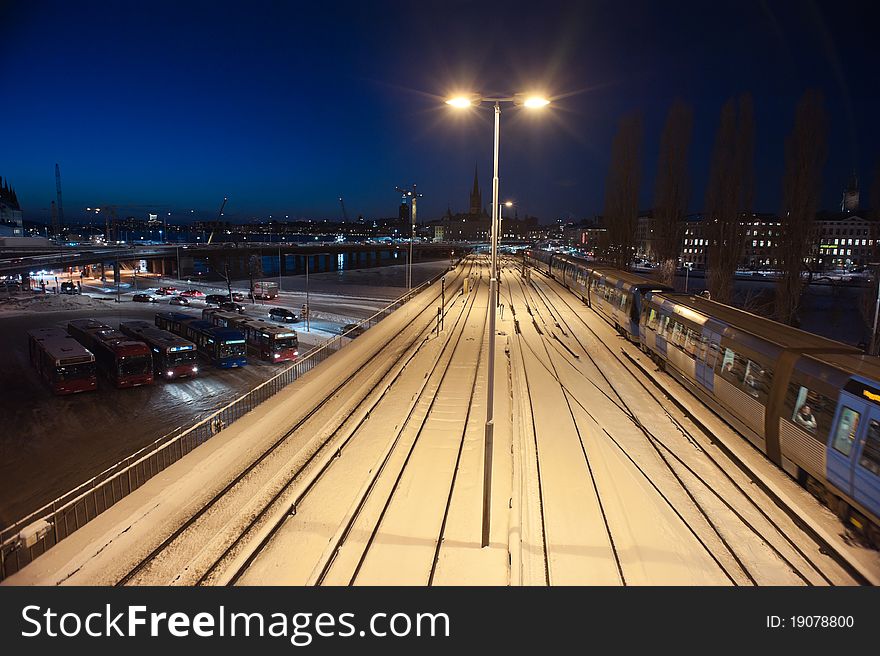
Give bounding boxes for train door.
[852,411,880,520]
[826,394,866,500]
[695,328,721,392]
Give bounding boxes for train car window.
[788,384,834,439]
[832,407,860,457]
[859,421,880,477]
[684,329,699,358]
[647,309,658,331]
[658,314,670,338]
[619,292,628,311]
[743,360,772,403]
[719,347,747,384]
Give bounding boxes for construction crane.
[338,197,348,222]
[207,197,228,244]
[55,164,65,235]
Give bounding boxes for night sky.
[1,0,878,224]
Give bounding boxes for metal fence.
[0,269,450,581]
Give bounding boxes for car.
[340,323,365,337]
[169,295,190,306]
[204,294,228,305]
[60,281,79,294]
[132,293,157,303]
[179,289,205,298]
[219,301,246,313]
[155,286,177,295]
[231,291,245,301]
[268,307,298,323]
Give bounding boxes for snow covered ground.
[4,256,878,586]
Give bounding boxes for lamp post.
[447,91,549,547]
[684,261,694,294]
[396,185,422,290]
[870,262,880,355]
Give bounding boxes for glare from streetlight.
[504,201,513,207]
[522,96,550,108]
[446,96,474,108]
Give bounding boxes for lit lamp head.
[514,93,551,108]
[445,93,481,108]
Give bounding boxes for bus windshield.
[119,355,151,377]
[274,337,298,350]
[166,350,197,366]
[56,362,96,381]
[219,342,247,359]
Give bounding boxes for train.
[523,248,880,546]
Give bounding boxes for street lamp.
[684,261,694,294]
[447,91,550,547]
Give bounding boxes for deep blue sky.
[1,0,878,224]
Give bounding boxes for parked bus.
[119,320,199,380]
[202,309,299,362]
[67,319,154,388]
[154,312,248,368]
[250,280,279,300]
[27,327,97,395]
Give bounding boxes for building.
[841,173,859,213]
[811,212,876,270]
[0,175,23,236]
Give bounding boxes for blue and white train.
[524,248,880,545]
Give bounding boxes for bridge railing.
[0,267,451,581]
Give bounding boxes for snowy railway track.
[509,270,741,584]
[514,260,856,585]
[116,259,481,586]
[218,269,486,585]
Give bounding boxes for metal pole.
[410,193,417,290]
[685,265,689,294]
[278,246,282,292]
[176,246,181,283]
[482,101,501,548]
[441,275,445,331]
[871,265,880,355]
[306,255,310,333]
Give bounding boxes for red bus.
[203,310,299,362]
[27,327,97,395]
[119,320,199,380]
[67,319,154,388]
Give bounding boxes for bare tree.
[776,90,827,326]
[705,94,755,304]
[860,164,880,348]
[653,100,693,286]
[603,113,643,269]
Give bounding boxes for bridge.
[0,241,469,281]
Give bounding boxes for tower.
[841,172,859,212]
[469,163,481,216]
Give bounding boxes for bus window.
[860,421,880,477]
[832,407,860,457]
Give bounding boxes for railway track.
[117,259,481,585]
[224,266,489,585]
[513,258,856,585]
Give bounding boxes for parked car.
[60,281,80,294]
[132,293,157,303]
[268,307,298,323]
[219,301,246,313]
[179,289,205,298]
[340,323,365,337]
[231,291,245,302]
[155,286,177,295]
[169,295,190,306]
[205,294,228,305]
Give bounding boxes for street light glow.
[522,96,550,108]
[446,96,473,108]
[504,201,513,207]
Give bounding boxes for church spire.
[469,163,482,215]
